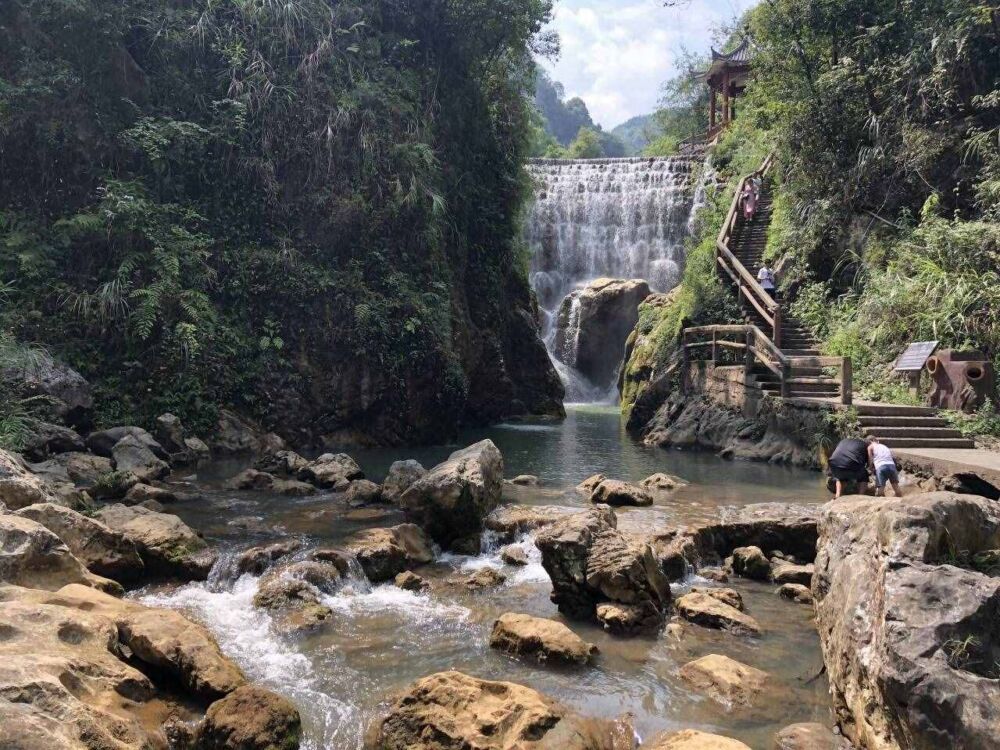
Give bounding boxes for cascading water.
[525,155,703,401]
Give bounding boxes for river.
[136,405,833,749]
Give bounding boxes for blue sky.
[540,0,758,129]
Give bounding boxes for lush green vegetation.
[638,0,999,428]
[0,0,563,443]
[530,68,626,158]
[611,114,662,156]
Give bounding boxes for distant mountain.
[531,68,627,159]
[611,114,663,156]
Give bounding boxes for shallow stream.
[138,405,833,749]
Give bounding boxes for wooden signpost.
[893,341,939,397]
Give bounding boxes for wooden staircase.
[685,153,976,450]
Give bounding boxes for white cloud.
[540,0,759,128]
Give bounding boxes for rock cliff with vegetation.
[0,0,564,448]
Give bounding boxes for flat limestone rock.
[490,612,597,665]
[675,592,761,635]
[640,729,751,750]
[778,583,813,605]
[641,472,687,492]
[678,654,768,708]
[690,586,744,611]
[465,567,507,589]
[774,722,845,750]
[771,560,813,585]
[486,504,574,541]
[363,670,632,750]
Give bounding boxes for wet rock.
[363,670,633,750]
[814,492,1000,750]
[270,560,342,593]
[225,468,316,497]
[111,434,170,483]
[254,449,309,477]
[674,592,761,635]
[399,440,503,551]
[678,654,767,708]
[380,459,426,503]
[1,350,93,427]
[510,474,540,486]
[306,548,352,575]
[536,507,671,634]
[490,612,597,665]
[576,473,606,494]
[500,544,529,566]
[486,504,572,541]
[731,546,770,581]
[212,410,267,455]
[28,451,112,489]
[154,412,187,454]
[20,419,85,462]
[651,530,697,581]
[252,577,333,635]
[346,523,434,583]
[394,570,429,592]
[298,452,364,490]
[771,559,813,586]
[690,586,743,611]
[774,723,844,750]
[590,478,653,507]
[236,541,303,576]
[346,479,382,505]
[0,448,64,510]
[641,473,687,493]
[185,436,211,460]
[553,278,650,389]
[86,426,168,460]
[0,514,120,593]
[93,504,214,581]
[465,567,507,589]
[778,583,813,605]
[124,482,178,505]
[595,602,653,635]
[198,685,301,750]
[641,729,751,750]
[13,503,143,584]
[701,568,729,583]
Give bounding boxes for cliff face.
[0,0,564,445]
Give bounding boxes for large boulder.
[19,419,86,462]
[399,440,503,552]
[93,504,214,580]
[813,492,1000,750]
[363,670,633,750]
[678,654,768,708]
[535,507,671,634]
[380,459,427,503]
[346,524,434,583]
[14,503,144,583]
[211,410,268,455]
[112,433,171,482]
[28,451,113,489]
[0,514,119,593]
[1,350,93,427]
[552,277,651,389]
[254,449,309,477]
[0,449,63,510]
[154,413,186,454]
[85,425,169,459]
[297,453,364,490]
[640,729,750,750]
[198,685,302,750]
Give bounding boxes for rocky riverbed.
[2,400,997,749]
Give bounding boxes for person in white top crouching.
[867,436,901,497]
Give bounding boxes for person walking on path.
[829,437,870,498]
[741,183,757,221]
[867,436,902,497]
[757,263,776,299]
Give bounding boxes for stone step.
[879,437,977,449]
[864,426,966,439]
[858,416,949,428]
[853,404,938,417]
[782,349,821,356]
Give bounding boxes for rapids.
[136,406,835,749]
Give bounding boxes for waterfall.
[525,155,702,401]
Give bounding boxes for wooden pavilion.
[696,39,751,137]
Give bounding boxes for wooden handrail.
[715,152,781,344]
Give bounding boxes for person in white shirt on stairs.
[757,263,776,299]
[867,436,902,497]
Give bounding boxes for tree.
[567,128,605,159]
